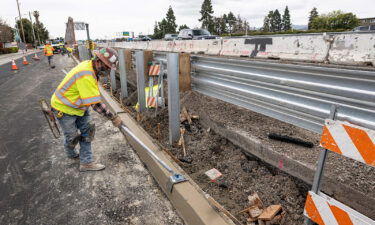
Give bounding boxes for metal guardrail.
[191,56,375,133]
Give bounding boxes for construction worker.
[50,47,123,172]
[44,41,55,68]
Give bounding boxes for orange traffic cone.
[11,59,18,70]
[23,56,29,65]
[32,53,40,60]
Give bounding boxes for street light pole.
[15,0,26,43]
[29,11,38,47]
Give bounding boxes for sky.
[1,0,374,40]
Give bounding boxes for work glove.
[111,115,123,127]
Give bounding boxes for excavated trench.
[106,75,310,224]
[107,67,375,224]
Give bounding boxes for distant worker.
[44,41,55,68]
[50,48,122,172]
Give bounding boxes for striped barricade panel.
[304,191,374,225]
[320,119,375,167]
[149,65,160,76]
[147,96,156,108]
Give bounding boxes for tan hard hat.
[93,47,118,69]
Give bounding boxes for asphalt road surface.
[0,54,182,225]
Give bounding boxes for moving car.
[164,34,178,41]
[135,35,152,41]
[178,29,217,40]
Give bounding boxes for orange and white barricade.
[147,96,156,108]
[149,64,161,76]
[304,110,375,225]
[146,63,164,109]
[320,119,375,166]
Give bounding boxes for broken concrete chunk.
[258,205,282,221]
[204,168,222,181]
[248,206,263,218]
[248,192,263,208]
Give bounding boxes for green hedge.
[9,47,19,53]
[0,47,19,54]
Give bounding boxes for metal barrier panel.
[191,56,375,133]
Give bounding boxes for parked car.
[178,29,217,40]
[164,34,178,41]
[135,35,152,41]
[352,25,375,32]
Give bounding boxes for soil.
[136,107,308,225]
[180,91,375,199]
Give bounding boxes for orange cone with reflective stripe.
[23,56,29,65]
[32,53,40,60]
[11,59,18,70]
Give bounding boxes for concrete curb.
[99,85,235,225]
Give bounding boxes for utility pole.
[15,0,26,43]
[85,23,92,58]
[29,11,38,47]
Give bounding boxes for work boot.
[79,162,105,172]
[68,154,79,160]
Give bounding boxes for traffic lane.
[0,55,182,224]
[0,51,45,86]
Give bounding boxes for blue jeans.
[56,110,93,164]
[47,55,53,66]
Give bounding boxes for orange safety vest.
[51,60,101,116]
[44,44,54,56]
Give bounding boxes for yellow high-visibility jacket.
[44,44,54,56]
[51,60,101,116]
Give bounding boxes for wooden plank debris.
[258,205,282,221]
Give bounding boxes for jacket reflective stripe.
[81,96,101,105]
[54,91,87,110]
[59,70,95,93]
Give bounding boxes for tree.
[310,10,359,30]
[266,11,275,32]
[282,6,291,31]
[226,11,236,34]
[273,9,282,32]
[165,6,177,33]
[0,18,14,43]
[263,15,270,32]
[33,11,48,43]
[16,18,34,43]
[308,7,318,30]
[199,0,214,32]
[178,24,189,31]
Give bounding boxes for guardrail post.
[135,51,146,112]
[118,49,128,98]
[125,49,132,72]
[179,53,191,92]
[167,53,180,145]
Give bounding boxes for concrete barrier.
[220,38,252,57]
[133,41,148,50]
[108,33,375,67]
[147,41,164,51]
[173,40,194,53]
[252,35,330,62]
[205,39,222,55]
[328,33,375,66]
